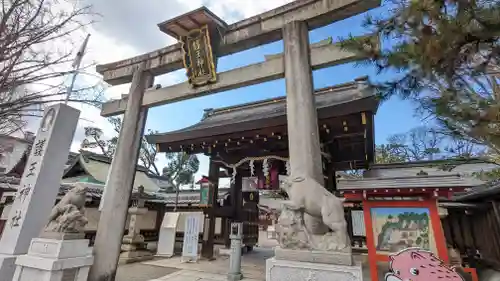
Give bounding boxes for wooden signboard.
[181,25,217,87]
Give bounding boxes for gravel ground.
[115,262,180,281]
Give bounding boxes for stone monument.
[0,103,80,281]
[12,184,94,281]
[266,176,363,281]
[119,186,154,264]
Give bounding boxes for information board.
[351,210,366,236]
[181,213,201,262]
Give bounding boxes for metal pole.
[64,34,90,104]
[64,70,78,104]
[227,222,243,281]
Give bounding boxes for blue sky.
[371,208,430,217]
[144,9,423,148]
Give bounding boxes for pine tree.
[341,0,500,154]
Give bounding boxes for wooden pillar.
[232,170,243,222]
[324,165,336,193]
[201,160,219,260]
[155,204,165,233]
[223,217,230,249]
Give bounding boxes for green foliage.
[162,152,200,190]
[80,116,162,175]
[340,0,500,154]
[81,116,201,204]
[375,144,406,164]
[162,152,200,210]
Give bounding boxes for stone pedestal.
[266,248,362,281]
[119,236,153,264]
[12,238,93,281]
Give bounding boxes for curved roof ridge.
[147,77,374,143]
[203,76,368,118]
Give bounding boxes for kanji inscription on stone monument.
[0,103,80,280]
[33,139,46,157]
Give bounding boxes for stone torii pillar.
[283,21,327,235]
[88,63,153,281]
[283,21,324,184]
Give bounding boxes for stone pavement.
[143,248,273,280]
[146,269,262,281]
[142,246,386,281]
[134,231,387,281]
[115,261,179,281]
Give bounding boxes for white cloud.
[24,0,294,178]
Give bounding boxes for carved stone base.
[274,247,353,266]
[121,242,148,252]
[266,257,363,281]
[119,250,154,264]
[122,234,145,245]
[39,231,85,240]
[12,238,93,281]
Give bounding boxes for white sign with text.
[181,213,201,262]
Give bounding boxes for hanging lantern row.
[161,123,337,153]
[212,155,290,188]
[163,132,288,153]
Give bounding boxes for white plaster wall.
[136,210,157,229]
[85,208,157,231]
[1,205,158,232]
[170,212,222,234]
[84,208,101,231]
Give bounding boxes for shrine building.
[147,76,378,257]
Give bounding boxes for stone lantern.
[119,186,153,263]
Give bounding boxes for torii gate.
[87,1,381,280]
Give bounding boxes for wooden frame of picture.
[363,199,449,281]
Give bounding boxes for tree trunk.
[174,184,180,212]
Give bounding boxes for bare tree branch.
[0,0,101,135]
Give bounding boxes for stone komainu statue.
[44,184,88,233]
[276,176,350,251]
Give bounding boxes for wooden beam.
[101,40,373,117]
[96,0,380,85]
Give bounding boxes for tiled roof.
[338,174,483,190]
[147,77,377,144]
[78,150,150,173]
[452,180,500,201]
[152,188,230,206]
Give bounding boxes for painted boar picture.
[385,248,465,281]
